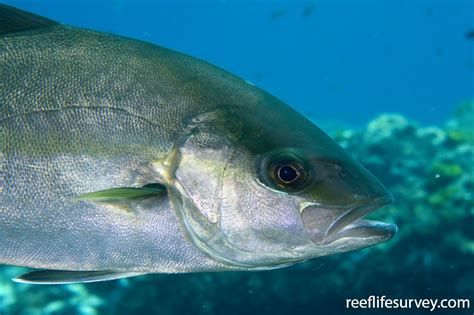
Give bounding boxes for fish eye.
[278,165,300,183]
[265,153,309,192]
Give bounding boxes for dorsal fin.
[0,4,58,34]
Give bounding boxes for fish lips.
[301,194,397,245]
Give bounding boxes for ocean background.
[3,0,473,127]
[0,1,473,314]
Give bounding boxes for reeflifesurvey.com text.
[346,295,471,312]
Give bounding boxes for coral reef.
[0,103,472,315]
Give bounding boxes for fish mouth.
[301,194,397,245]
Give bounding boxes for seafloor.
[0,101,472,315]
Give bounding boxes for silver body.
[0,7,396,280]
[1,26,241,272]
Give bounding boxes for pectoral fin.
[13,269,144,284]
[76,185,165,203]
[75,184,166,211]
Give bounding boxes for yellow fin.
[75,184,166,211]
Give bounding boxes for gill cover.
[165,112,307,268]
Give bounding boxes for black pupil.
[278,165,299,183]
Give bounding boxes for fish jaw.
[301,193,397,248]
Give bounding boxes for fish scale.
[0,6,234,278]
[0,4,396,284]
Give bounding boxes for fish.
[269,8,288,20]
[302,2,315,19]
[466,29,474,40]
[0,4,397,284]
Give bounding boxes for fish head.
[171,88,396,269]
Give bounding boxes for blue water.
[0,2,473,315]
[4,0,473,126]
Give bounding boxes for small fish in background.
[302,2,315,19]
[269,8,288,20]
[465,29,474,40]
[0,4,396,284]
